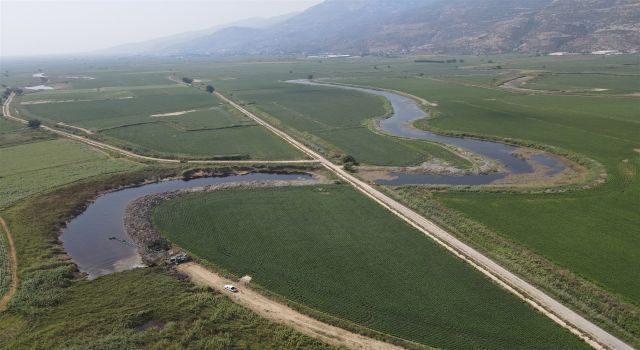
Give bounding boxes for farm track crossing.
[2,93,317,165]
[214,90,633,350]
[0,216,17,312]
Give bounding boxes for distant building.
[307,54,352,59]
[591,50,621,55]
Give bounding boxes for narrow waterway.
[60,173,315,278]
[287,80,565,185]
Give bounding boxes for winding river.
[61,80,566,277]
[61,173,315,278]
[288,80,565,185]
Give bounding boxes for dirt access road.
[2,93,316,165]
[179,263,403,350]
[216,91,633,350]
[0,216,18,312]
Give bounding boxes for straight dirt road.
[215,91,634,350]
[178,263,404,350]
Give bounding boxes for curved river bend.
[61,173,314,278]
[61,81,566,277]
[288,80,565,185]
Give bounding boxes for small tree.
[182,77,194,84]
[27,119,41,129]
[206,85,215,93]
[307,74,314,80]
[341,155,358,172]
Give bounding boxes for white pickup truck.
[224,284,239,293]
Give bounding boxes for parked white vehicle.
[224,284,239,293]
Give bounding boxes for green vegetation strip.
[153,185,587,350]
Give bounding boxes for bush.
[341,154,358,165]
[27,119,41,129]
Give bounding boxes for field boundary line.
[216,90,633,350]
[0,216,18,312]
[2,93,317,165]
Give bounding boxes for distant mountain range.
[104,0,640,56]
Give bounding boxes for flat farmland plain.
[153,185,587,350]
[345,77,640,304]
[0,137,138,208]
[16,84,303,160]
[229,83,469,167]
[524,73,640,94]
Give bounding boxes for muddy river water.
[61,173,314,278]
[288,80,565,185]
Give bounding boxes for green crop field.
[226,81,469,166]
[0,118,22,133]
[0,119,53,148]
[18,85,221,129]
[153,185,587,350]
[15,84,303,160]
[340,76,640,304]
[101,122,300,160]
[0,138,139,208]
[525,73,640,94]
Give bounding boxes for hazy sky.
[1,0,323,57]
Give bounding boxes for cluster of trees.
[206,85,215,93]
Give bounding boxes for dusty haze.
[0,0,322,57]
